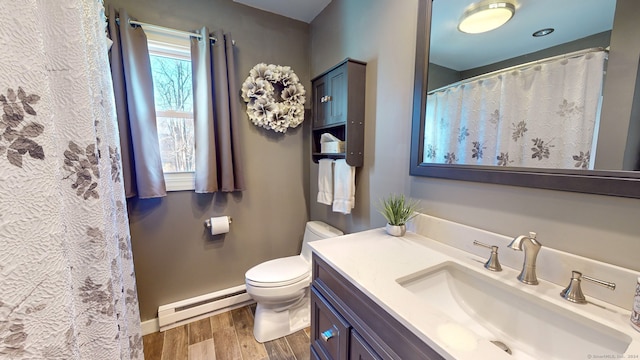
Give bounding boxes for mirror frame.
[410,0,640,199]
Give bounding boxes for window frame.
[146,30,195,191]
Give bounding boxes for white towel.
[332,159,355,214]
[317,159,334,205]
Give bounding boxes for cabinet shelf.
[312,152,346,160]
[311,58,366,167]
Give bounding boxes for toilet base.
[253,292,310,343]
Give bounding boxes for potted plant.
[377,194,420,236]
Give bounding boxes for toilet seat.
[245,255,310,287]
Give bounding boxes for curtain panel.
[424,51,607,169]
[191,28,245,193]
[107,7,166,199]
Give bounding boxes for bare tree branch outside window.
[150,54,195,173]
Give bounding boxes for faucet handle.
[528,231,537,239]
[560,270,616,304]
[473,240,502,272]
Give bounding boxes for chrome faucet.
[508,232,542,285]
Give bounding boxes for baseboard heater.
[158,284,253,332]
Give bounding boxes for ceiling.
[430,0,616,71]
[233,0,332,23]
[231,0,616,70]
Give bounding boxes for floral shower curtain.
[424,50,607,169]
[0,0,143,359]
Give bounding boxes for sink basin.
[396,262,632,359]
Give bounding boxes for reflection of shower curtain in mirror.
[423,51,607,169]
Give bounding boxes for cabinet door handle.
[320,328,337,341]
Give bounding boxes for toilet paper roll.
[208,216,230,235]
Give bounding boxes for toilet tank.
[300,221,343,262]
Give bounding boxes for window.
[147,32,195,191]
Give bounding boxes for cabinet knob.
[320,328,337,341]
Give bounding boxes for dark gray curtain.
[191,27,245,192]
[107,7,166,199]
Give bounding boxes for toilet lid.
[245,255,310,287]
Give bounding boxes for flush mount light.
[458,1,516,34]
[532,28,554,37]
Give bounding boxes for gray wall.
[426,63,460,92]
[113,0,640,321]
[625,65,640,170]
[426,32,610,93]
[461,31,611,79]
[309,0,640,272]
[597,1,640,170]
[106,0,311,321]
[309,0,422,233]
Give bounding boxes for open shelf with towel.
[311,58,366,167]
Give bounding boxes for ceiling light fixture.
[532,28,554,37]
[458,1,516,34]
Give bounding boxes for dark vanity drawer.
[312,255,445,360]
[311,287,350,360]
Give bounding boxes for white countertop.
[309,226,640,360]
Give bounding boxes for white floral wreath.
[241,63,306,133]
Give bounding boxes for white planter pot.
[385,223,406,237]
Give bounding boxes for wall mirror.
[410,0,640,198]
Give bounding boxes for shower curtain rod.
[427,46,607,95]
[115,18,236,45]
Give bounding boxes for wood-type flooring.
[142,304,311,360]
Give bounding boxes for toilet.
[245,221,343,343]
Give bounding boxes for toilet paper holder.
[204,216,232,229]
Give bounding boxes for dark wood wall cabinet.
[310,255,445,360]
[312,59,366,167]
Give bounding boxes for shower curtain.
[424,50,607,169]
[0,0,143,359]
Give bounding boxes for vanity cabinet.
[310,255,444,360]
[311,288,350,359]
[349,330,381,360]
[311,58,366,166]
